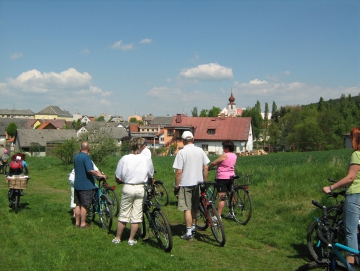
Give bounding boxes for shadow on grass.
[288,243,314,262]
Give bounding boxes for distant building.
[35,105,73,121]
[0,109,35,119]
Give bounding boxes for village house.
[163,114,253,155]
[35,105,73,121]
[0,109,35,119]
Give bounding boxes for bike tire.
[231,187,252,225]
[153,181,169,206]
[151,208,173,252]
[208,204,226,246]
[307,205,345,263]
[195,202,209,230]
[106,188,120,217]
[99,200,113,230]
[137,213,147,239]
[296,261,347,270]
[14,194,20,213]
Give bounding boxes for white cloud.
[79,48,90,54]
[140,38,152,44]
[232,79,360,107]
[180,63,233,81]
[0,68,113,114]
[110,40,134,51]
[10,53,23,59]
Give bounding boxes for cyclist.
[208,140,237,219]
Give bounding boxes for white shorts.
[118,184,145,223]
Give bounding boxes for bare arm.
[175,169,182,188]
[203,164,209,182]
[208,153,227,170]
[323,164,360,193]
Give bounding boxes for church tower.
[227,90,237,117]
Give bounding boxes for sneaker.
[180,234,193,240]
[224,212,234,219]
[112,238,121,244]
[128,239,137,246]
[191,226,196,235]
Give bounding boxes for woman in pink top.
[208,140,237,218]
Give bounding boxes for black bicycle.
[206,172,253,225]
[195,182,226,246]
[307,179,360,264]
[137,184,173,252]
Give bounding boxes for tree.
[96,116,105,122]
[6,122,17,137]
[271,101,277,116]
[78,125,118,163]
[129,117,138,123]
[318,97,324,112]
[199,109,209,117]
[29,142,42,157]
[191,107,198,117]
[52,138,79,165]
[241,107,263,141]
[208,106,221,117]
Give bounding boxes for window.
[207,129,215,135]
[168,129,173,136]
[202,144,208,151]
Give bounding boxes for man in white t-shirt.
[173,131,210,240]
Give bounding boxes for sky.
[0,0,359,119]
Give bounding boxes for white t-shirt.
[172,144,210,186]
[140,147,152,160]
[115,154,154,184]
[69,162,98,184]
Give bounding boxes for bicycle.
[137,184,173,252]
[87,176,114,230]
[101,172,120,216]
[7,176,30,213]
[307,179,347,263]
[296,200,360,271]
[206,172,253,225]
[195,182,226,246]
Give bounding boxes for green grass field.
[0,149,353,270]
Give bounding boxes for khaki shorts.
[177,185,200,212]
[118,184,145,223]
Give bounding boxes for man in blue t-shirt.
[73,142,106,228]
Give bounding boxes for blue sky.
[0,0,359,119]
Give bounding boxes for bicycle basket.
[236,175,251,185]
[7,177,29,189]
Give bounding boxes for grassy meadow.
[0,149,354,271]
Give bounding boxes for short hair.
[80,142,90,151]
[350,127,360,151]
[129,137,144,154]
[222,140,235,152]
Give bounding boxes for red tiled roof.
[169,115,251,141]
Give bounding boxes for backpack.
[9,160,23,175]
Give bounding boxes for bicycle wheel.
[307,206,345,263]
[195,202,209,230]
[231,187,252,225]
[153,181,169,206]
[14,194,20,213]
[106,188,120,217]
[151,208,173,252]
[208,204,226,246]
[296,260,347,270]
[137,213,147,239]
[99,200,113,230]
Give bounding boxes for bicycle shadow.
[8,202,30,213]
[170,223,223,247]
[288,243,314,261]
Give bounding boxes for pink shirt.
[216,152,237,179]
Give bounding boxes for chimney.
[176,114,182,123]
[220,113,225,119]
